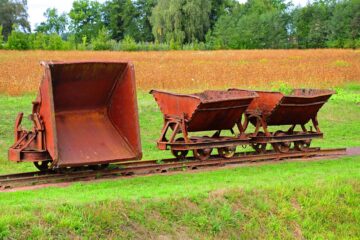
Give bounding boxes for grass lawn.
[0,156,359,239]
[0,83,359,239]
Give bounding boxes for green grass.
[0,83,359,239]
[0,156,359,239]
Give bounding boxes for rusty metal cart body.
[229,88,335,153]
[150,90,258,160]
[8,61,142,170]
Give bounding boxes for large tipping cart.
[8,61,142,170]
[150,90,258,160]
[229,88,335,153]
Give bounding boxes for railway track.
[0,148,347,190]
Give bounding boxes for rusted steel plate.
[10,61,142,167]
[151,89,257,132]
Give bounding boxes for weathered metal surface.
[151,89,257,132]
[151,89,258,160]
[9,61,142,168]
[229,88,334,153]
[232,89,335,126]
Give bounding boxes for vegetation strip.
[0,148,346,190]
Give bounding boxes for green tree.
[292,0,332,48]
[210,0,290,49]
[209,0,237,29]
[134,0,157,41]
[35,8,68,36]
[103,0,141,41]
[0,0,30,39]
[183,0,211,42]
[151,0,212,44]
[327,0,360,48]
[69,0,104,43]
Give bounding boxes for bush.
[47,34,64,50]
[120,35,137,51]
[32,33,48,49]
[0,25,3,49]
[77,36,88,50]
[6,30,30,50]
[91,27,112,51]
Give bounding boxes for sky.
[27,0,309,30]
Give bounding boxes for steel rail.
[0,148,347,190]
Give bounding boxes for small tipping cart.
[8,61,142,170]
[229,88,335,153]
[150,90,258,160]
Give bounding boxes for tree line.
[0,0,359,51]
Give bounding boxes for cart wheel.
[251,131,267,154]
[294,140,311,152]
[34,160,52,171]
[193,148,212,161]
[272,131,291,153]
[171,149,189,160]
[218,146,236,159]
[90,164,110,170]
[171,137,189,160]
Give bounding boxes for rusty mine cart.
[150,90,258,160]
[230,88,335,153]
[8,61,142,170]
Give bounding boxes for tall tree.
[69,0,104,43]
[103,0,141,41]
[35,8,68,36]
[0,0,30,39]
[134,0,157,41]
[292,0,333,48]
[328,0,360,47]
[209,0,237,29]
[210,0,291,49]
[150,0,212,44]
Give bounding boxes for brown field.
[0,49,359,95]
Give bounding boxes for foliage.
[0,0,30,39]
[150,0,212,44]
[35,8,68,36]
[0,25,3,48]
[210,0,291,49]
[292,0,360,49]
[134,0,157,42]
[120,35,137,51]
[5,27,30,49]
[31,32,47,49]
[47,33,65,50]
[91,27,112,50]
[1,0,360,50]
[103,0,141,42]
[327,0,360,48]
[69,0,104,44]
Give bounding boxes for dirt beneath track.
[346,147,360,156]
[3,147,359,193]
